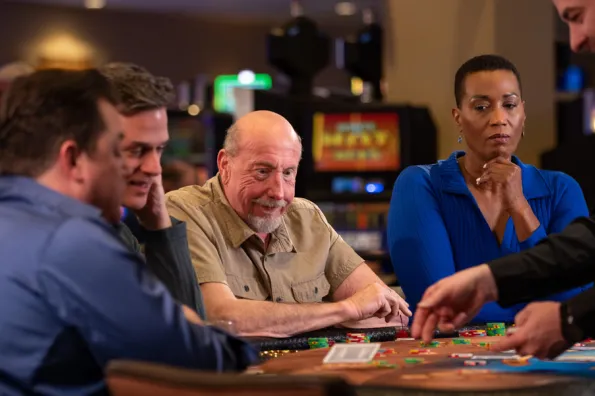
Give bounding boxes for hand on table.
[344,282,411,325]
[490,302,571,359]
[339,314,409,329]
[412,264,498,342]
[133,175,172,230]
[476,157,527,212]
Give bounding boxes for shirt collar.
[438,151,551,199]
[210,174,296,252]
[0,176,102,218]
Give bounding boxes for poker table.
[247,325,496,352]
[253,336,595,395]
[247,326,412,352]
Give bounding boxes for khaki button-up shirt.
[165,175,364,304]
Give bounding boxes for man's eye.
[128,148,143,157]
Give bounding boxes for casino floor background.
[3,0,595,394]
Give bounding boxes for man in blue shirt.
[0,69,257,395]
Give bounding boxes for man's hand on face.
[133,175,172,230]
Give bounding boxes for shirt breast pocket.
[291,272,331,303]
[226,274,270,301]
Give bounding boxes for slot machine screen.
[312,112,400,172]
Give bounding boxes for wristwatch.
[560,302,585,343]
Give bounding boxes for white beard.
[247,214,283,234]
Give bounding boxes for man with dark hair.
[412,0,595,360]
[0,69,256,395]
[98,62,205,319]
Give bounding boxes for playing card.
[322,343,381,364]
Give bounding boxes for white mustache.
[253,198,287,208]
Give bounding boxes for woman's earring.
[522,127,525,138]
[457,134,463,144]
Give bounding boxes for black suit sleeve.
[487,216,595,336]
[562,288,595,339]
[142,218,207,321]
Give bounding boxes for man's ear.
[56,140,85,183]
[217,149,231,185]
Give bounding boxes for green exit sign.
[213,73,272,113]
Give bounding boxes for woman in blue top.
[387,54,589,323]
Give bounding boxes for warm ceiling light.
[84,0,105,9]
[335,1,357,16]
[187,104,200,116]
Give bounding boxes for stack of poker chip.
[308,337,330,349]
[346,333,370,343]
[486,323,506,336]
[459,329,486,337]
[420,340,441,348]
[404,357,424,364]
[452,338,471,345]
[395,327,411,339]
[369,360,398,368]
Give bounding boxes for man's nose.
[140,151,162,176]
[569,27,589,53]
[267,172,284,200]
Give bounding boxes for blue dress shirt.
[0,177,257,396]
[387,151,590,323]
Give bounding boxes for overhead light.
[84,0,105,9]
[237,70,256,85]
[187,104,200,116]
[335,1,357,16]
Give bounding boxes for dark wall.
[0,2,354,88]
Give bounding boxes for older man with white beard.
[166,110,410,338]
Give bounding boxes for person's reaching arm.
[166,197,405,338]
[40,218,256,371]
[331,262,411,328]
[489,216,595,308]
[517,172,588,250]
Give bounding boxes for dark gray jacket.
[117,218,207,320]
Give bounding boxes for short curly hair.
[99,62,174,116]
[454,54,522,108]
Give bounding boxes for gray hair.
[223,122,303,157]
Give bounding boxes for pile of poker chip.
[486,323,506,336]
[409,348,433,355]
[369,360,398,369]
[458,329,486,337]
[419,340,441,348]
[308,337,334,349]
[346,333,370,343]
[395,327,411,339]
[375,347,397,358]
[259,350,299,359]
[451,338,471,345]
